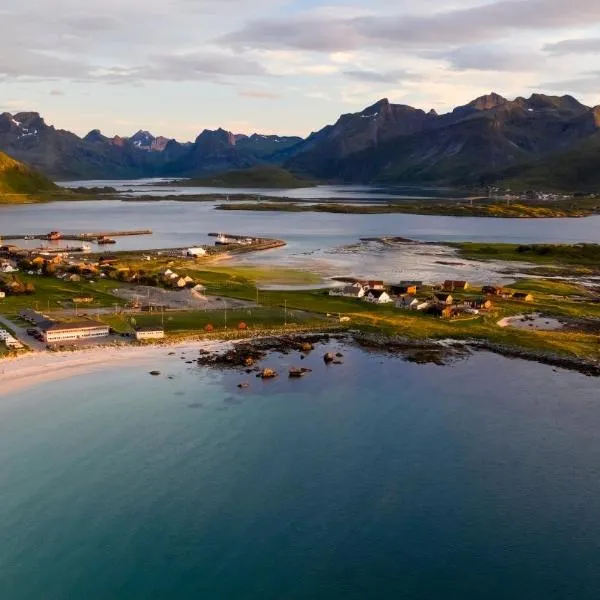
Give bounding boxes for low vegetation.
[162,166,316,189]
[216,198,600,218]
[454,242,600,269]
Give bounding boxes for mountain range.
[2,93,600,189]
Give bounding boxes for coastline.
[0,339,234,397]
[3,328,599,399]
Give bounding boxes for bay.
[1,346,600,599]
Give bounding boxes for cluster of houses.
[330,279,534,318]
[162,269,203,292]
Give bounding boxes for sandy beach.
[0,340,233,397]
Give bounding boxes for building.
[0,291,5,299]
[390,284,418,296]
[512,292,534,302]
[463,297,493,310]
[135,327,165,341]
[482,285,504,296]
[0,329,23,349]
[434,292,454,305]
[186,247,207,257]
[443,280,470,291]
[43,321,110,343]
[395,296,420,310]
[366,280,385,291]
[329,283,366,298]
[364,290,393,304]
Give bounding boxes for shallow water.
[1,346,600,599]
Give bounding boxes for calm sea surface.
[2,200,600,255]
[1,345,600,599]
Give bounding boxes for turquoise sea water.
[1,345,600,599]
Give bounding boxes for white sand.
[0,340,233,397]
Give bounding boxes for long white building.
[43,321,110,343]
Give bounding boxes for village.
[0,229,598,374]
[329,279,534,318]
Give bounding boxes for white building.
[43,321,110,343]
[0,329,23,349]
[135,327,165,341]
[186,247,206,257]
[329,283,366,298]
[364,290,393,304]
[0,291,5,299]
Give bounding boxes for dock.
[1,230,152,242]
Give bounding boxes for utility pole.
[224,300,227,330]
[284,299,287,327]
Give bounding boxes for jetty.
[0,230,152,242]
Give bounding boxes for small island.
[160,166,317,189]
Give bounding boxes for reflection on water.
[57,178,469,201]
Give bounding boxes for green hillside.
[0,151,59,202]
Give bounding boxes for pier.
[0,230,152,242]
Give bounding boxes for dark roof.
[435,292,452,300]
[45,321,108,332]
[367,289,387,298]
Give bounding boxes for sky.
[2,0,600,141]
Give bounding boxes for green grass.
[455,242,600,267]
[0,275,122,313]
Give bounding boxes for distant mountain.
[3,94,600,189]
[285,93,600,188]
[163,129,302,177]
[0,151,58,202]
[0,112,302,180]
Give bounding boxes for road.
[0,314,46,351]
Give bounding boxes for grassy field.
[0,275,122,313]
[1,265,598,363]
[454,242,600,268]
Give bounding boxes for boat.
[47,231,62,240]
[97,236,116,245]
[215,233,231,246]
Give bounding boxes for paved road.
[0,314,45,351]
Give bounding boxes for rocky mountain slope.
[285,93,600,187]
[2,93,600,189]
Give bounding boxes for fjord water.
[1,346,600,599]
[2,200,600,255]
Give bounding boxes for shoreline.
[2,330,599,398]
[0,339,235,397]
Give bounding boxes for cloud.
[433,44,545,72]
[544,38,600,55]
[239,89,280,99]
[343,69,420,83]
[220,0,600,52]
[49,89,65,96]
[538,72,600,94]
